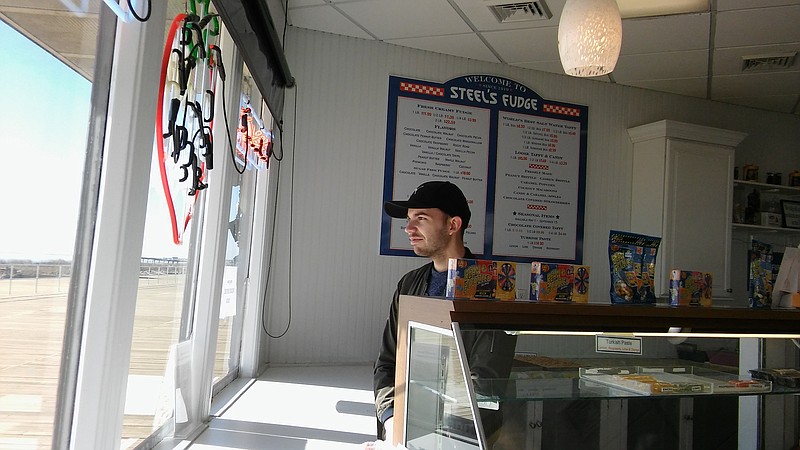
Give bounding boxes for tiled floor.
[187,364,377,450]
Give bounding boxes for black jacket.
[373,258,435,429]
[373,249,516,440]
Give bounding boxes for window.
[0,6,97,448]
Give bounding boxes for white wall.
[261,27,800,365]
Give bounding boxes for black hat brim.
[384,201,411,219]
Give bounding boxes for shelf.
[734,179,800,196]
[732,223,800,234]
[461,362,800,403]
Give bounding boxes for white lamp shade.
[558,0,622,77]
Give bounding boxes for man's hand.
[384,416,394,444]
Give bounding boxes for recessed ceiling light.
[616,0,708,19]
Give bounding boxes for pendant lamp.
[558,0,622,77]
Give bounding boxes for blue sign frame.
[381,75,588,264]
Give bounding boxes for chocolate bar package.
[530,263,590,302]
[608,230,661,304]
[669,270,712,306]
[446,259,518,300]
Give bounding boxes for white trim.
[240,121,279,377]
[176,23,245,438]
[71,3,167,448]
[627,119,747,147]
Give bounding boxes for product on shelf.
[743,163,759,182]
[529,263,590,302]
[580,366,772,395]
[749,368,800,388]
[669,270,712,306]
[446,258,517,300]
[607,230,661,304]
[748,240,774,308]
[514,354,580,370]
[790,170,800,187]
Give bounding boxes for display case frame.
[394,295,800,449]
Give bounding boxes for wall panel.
[262,27,800,364]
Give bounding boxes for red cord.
[156,14,187,244]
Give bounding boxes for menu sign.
[381,75,587,263]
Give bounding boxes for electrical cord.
[128,0,151,22]
[260,0,296,338]
[262,81,298,339]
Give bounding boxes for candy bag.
[608,230,662,304]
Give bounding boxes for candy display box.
[669,270,712,306]
[530,263,590,302]
[446,258,517,300]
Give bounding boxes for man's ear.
[449,216,463,236]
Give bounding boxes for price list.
[389,97,491,251]
[493,111,581,259]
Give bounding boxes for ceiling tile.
[715,5,800,48]
[712,94,798,114]
[288,5,373,40]
[712,71,800,97]
[512,59,567,75]
[713,43,800,75]
[613,50,709,81]
[620,14,710,55]
[624,78,709,98]
[336,0,471,40]
[717,0,800,12]
[482,26,560,63]
[386,33,500,63]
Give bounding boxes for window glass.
[0,6,96,448]
[120,0,219,447]
[214,72,271,385]
[0,2,97,449]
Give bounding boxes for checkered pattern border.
[400,82,444,97]
[543,104,581,117]
[527,204,548,211]
[529,163,549,170]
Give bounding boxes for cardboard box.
[446,259,518,300]
[669,270,712,306]
[530,263,590,302]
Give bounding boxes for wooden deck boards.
[0,277,232,449]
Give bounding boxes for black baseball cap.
[384,181,471,225]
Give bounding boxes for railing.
[0,260,188,298]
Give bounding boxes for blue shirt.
[426,266,448,297]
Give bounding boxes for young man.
[373,181,515,445]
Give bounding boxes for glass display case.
[393,295,800,450]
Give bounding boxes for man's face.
[405,208,451,257]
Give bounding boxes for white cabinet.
[628,120,747,300]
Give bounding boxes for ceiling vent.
[486,1,552,23]
[741,52,797,72]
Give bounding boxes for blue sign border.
[380,74,588,264]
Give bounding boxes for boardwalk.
[0,276,231,449]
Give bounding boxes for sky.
[0,20,200,261]
[0,21,90,261]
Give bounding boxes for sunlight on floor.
[188,365,376,450]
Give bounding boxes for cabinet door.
[662,139,733,298]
